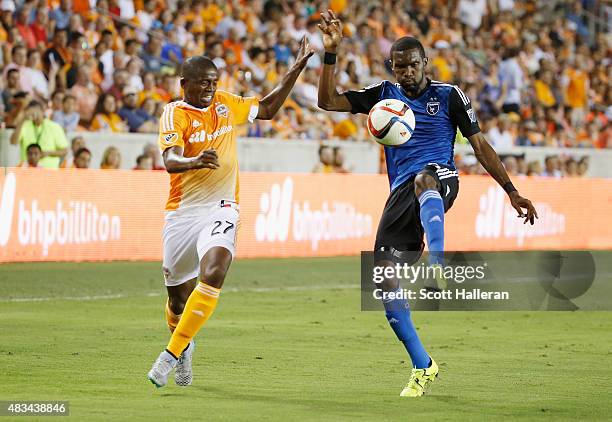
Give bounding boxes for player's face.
[182,68,219,108]
[392,49,427,93]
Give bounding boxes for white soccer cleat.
[147,350,178,388]
[175,340,195,386]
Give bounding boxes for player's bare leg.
[148,248,231,388]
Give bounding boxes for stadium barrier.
[0,168,610,263]
[2,130,612,177]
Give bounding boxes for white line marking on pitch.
[0,284,358,303]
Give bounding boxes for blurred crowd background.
[0,0,609,175]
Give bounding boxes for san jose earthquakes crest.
[426,101,440,115]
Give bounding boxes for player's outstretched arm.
[468,132,538,225]
[163,146,219,173]
[317,10,353,112]
[256,37,315,120]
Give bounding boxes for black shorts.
[374,163,459,263]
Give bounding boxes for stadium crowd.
[0,0,609,174]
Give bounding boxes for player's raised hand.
[318,9,343,53]
[294,36,315,68]
[195,149,219,170]
[509,191,538,225]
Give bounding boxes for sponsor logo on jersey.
[215,103,229,117]
[163,132,178,145]
[426,101,440,115]
[188,125,233,143]
[192,120,202,128]
[188,130,206,143]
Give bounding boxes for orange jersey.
[158,91,259,211]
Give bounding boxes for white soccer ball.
[367,99,416,146]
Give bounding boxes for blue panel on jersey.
[377,81,457,191]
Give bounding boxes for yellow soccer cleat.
[399,358,439,397]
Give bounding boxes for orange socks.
[166,282,220,358]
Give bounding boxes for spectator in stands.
[312,145,334,173]
[577,156,589,177]
[50,0,72,30]
[141,34,172,73]
[10,100,68,168]
[564,158,579,177]
[52,94,80,132]
[90,93,128,132]
[19,143,42,168]
[142,142,165,170]
[118,88,157,133]
[69,65,99,125]
[100,146,121,169]
[15,4,36,49]
[134,154,153,170]
[3,45,28,87]
[332,146,349,173]
[4,91,29,128]
[73,147,91,169]
[498,48,524,114]
[1,68,21,114]
[50,91,65,114]
[526,160,542,176]
[502,155,518,176]
[30,6,50,50]
[486,114,514,148]
[106,68,130,103]
[542,155,562,178]
[25,49,54,102]
[61,135,86,168]
[43,28,69,72]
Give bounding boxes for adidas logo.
[191,310,205,317]
[388,318,400,324]
[192,120,201,128]
[429,215,442,223]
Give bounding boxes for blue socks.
[383,288,430,368]
[418,189,445,266]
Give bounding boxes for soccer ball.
[367,99,416,146]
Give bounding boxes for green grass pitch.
[1,257,610,421]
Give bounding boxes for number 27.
[211,220,234,235]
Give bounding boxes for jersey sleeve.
[343,81,384,114]
[222,91,260,125]
[158,103,188,151]
[448,86,481,138]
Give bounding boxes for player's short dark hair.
[390,36,426,59]
[26,143,42,153]
[181,55,217,79]
[7,68,19,76]
[74,147,91,158]
[318,144,331,156]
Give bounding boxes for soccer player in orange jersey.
[148,38,315,388]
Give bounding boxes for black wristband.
[503,182,517,194]
[323,52,337,65]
